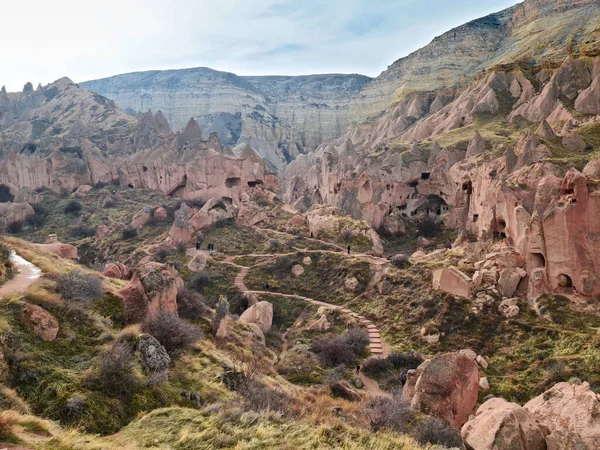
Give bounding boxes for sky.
[1,0,518,91]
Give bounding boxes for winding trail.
[0,251,42,298]
[232,264,387,357]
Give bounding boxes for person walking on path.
[355,364,361,375]
[265,281,270,291]
[347,245,351,255]
[400,371,407,387]
[195,242,201,251]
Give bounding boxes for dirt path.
[0,252,42,298]
[233,264,387,358]
[359,372,391,398]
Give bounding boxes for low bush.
[176,241,187,253]
[363,351,424,377]
[237,371,292,415]
[142,311,203,354]
[343,328,369,356]
[153,247,173,263]
[0,411,17,442]
[121,227,138,240]
[97,343,144,399]
[26,204,48,227]
[68,224,96,239]
[64,200,83,215]
[190,271,212,292]
[310,336,356,367]
[5,221,23,234]
[56,270,104,303]
[363,394,414,432]
[414,417,462,448]
[177,289,209,321]
[416,216,441,238]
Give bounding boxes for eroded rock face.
[410,353,479,428]
[22,302,59,341]
[238,301,273,334]
[461,397,547,450]
[33,242,78,260]
[432,267,471,298]
[0,202,34,226]
[524,381,600,449]
[118,263,184,324]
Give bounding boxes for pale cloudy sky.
[1,0,517,91]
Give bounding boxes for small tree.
[363,394,415,432]
[177,289,209,321]
[212,295,229,335]
[98,343,143,399]
[64,200,82,215]
[414,417,462,448]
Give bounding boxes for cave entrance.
[225,177,242,188]
[247,180,263,188]
[531,253,546,269]
[473,214,479,223]
[312,189,323,204]
[494,219,507,240]
[558,274,573,293]
[0,185,14,203]
[462,180,473,195]
[421,172,431,181]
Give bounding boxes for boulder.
[459,349,477,361]
[344,277,359,292]
[103,263,123,279]
[292,264,305,277]
[476,355,488,370]
[95,224,110,240]
[14,187,43,205]
[498,267,522,297]
[136,333,171,372]
[243,322,266,345]
[22,302,59,341]
[169,203,195,243]
[562,131,587,152]
[130,206,152,229]
[378,279,392,295]
[461,397,547,450]
[306,211,340,236]
[402,362,428,404]
[432,267,471,298]
[479,377,490,391]
[153,207,167,222]
[188,252,207,272]
[239,301,273,333]
[74,184,93,197]
[0,202,35,226]
[410,353,479,428]
[524,381,600,449]
[499,298,520,318]
[302,256,312,265]
[545,428,587,450]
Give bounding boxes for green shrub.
[414,417,462,448]
[97,343,144,399]
[56,270,104,303]
[142,311,203,354]
[5,221,23,234]
[122,227,138,240]
[64,200,83,215]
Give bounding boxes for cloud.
[0,0,518,91]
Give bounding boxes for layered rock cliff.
[81,69,371,171]
[0,78,271,203]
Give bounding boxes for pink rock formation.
[524,381,600,449]
[103,263,123,279]
[153,207,167,222]
[432,267,471,298]
[22,302,59,341]
[74,185,93,197]
[0,202,34,226]
[238,301,273,334]
[33,242,78,260]
[130,207,152,229]
[410,353,479,428]
[461,397,547,450]
[95,224,110,240]
[118,263,184,324]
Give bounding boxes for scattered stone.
[302,256,312,265]
[498,268,523,298]
[378,279,392,295]
[499,298,520,318]
[461,398,546,450]
[479,377,490,391]
[103,263,123,279]
[344,277,359,292]
[153,207,168,221]
[476,355,488,370]
[95,224,110,240]
[307,314,331,331]
[22,302,59,341]
[292,264,305,277]
[459,349,477,361]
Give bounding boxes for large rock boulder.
[545,428,587,450]
[498,268,523,298]
[22,302,59,341]
[153,207,167,222]
[103,263,123,279]
[0,202,35,226]
[136,333,171,372]
[168,203,195,244]
[461,397,547,450]
[130,206,152,229]
[410,353,479,428]
[238,301,273,334]
[432,267,471,298]
[524,381,600,449]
